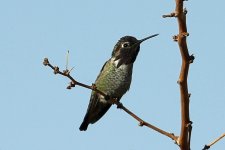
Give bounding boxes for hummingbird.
[79,34,158,131]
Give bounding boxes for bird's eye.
[122,42,130,48]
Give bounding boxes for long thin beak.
[138,34,159,44]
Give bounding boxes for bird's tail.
[79,120,89,131]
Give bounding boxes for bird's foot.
[116,102,123,109]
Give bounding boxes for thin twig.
[203,133,225,150]
[162,12,177,18]
[43,58,179,143]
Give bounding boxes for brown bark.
[163,0,194,149]
[173,1,193,150]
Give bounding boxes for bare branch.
[43,58,179,143]
[203,133,225,150]
[163,0,194,149]
[175,0,192,149]
[162,12,178,18]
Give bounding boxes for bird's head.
[112,34,158,68]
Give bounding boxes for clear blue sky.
[1,0,225,150]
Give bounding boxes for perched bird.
[79,34,158,131]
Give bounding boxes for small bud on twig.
[63,69,70,75]
[54,66,59,74]
[189,54,195,64]
[181,32,189,37]
[173,35,178,41]
[139,121,145,126]
[177,79,181,85]
[183,8,188,15]
[43,58,49,66]
[70,81,75,87]
[188,93,191,98]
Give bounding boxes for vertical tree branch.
[164,1,194,149]
[163,1,193,149]
[175,1,194,150]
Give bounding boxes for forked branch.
[43,58,178,143]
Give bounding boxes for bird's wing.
[85,59,109,114]
[95,59,109,81]
[80,60,111,127]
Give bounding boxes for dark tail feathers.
[79,120,89,131]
